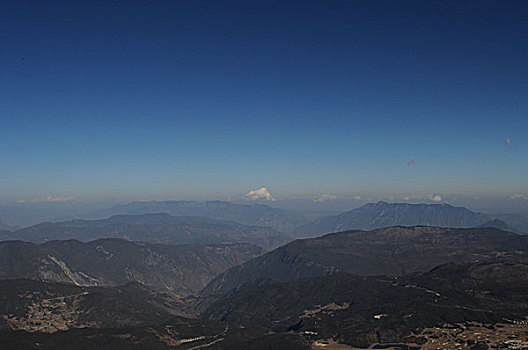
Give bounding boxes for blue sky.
[1,1,527,204]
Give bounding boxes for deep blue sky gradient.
[1,1,527,202]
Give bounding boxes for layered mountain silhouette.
[1,213,291,251]
[294,201,510,237]
[0,238,261,295]
[2,225,528,349]
[95,200,309,234]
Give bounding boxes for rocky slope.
[0,279,186,332]
[0,238,262,296]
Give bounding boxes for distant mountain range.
[2,200,524,241]
[0,202,106,228]
[0,238,262,296]
[95,200,309,234]
[203,226,528,295]
[1,213,291,251]
[294,201,520,236]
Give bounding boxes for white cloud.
[243,187,276,201]
[510,193,528,200]
[314,194,338,202]
[17,196,76,203]
[353,195,362,200]
[428,194,443,202]
[407,159,415,166]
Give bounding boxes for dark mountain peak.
[296,201,492,237]
[477,218,510,230]
[341,202,476,220]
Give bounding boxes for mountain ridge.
[2,212,291,251]
[95,200,309,234]
[203,225,528,295]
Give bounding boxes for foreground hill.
[2,259,527,349]
[0,239,262,295]
[0,319,310,350]
[294,201,495,237]
[204,226,528,295]
[2,227,528,349]
[200,259,528,348]
[0,278,311,350]
[96,200,309,234]
[2,213,290,251]
[0,279,186,332]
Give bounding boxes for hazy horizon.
[2,191,528,229]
